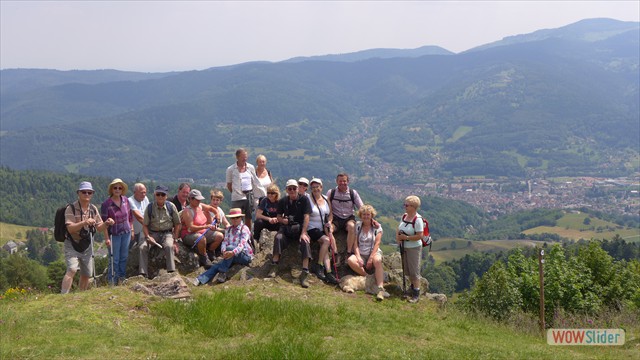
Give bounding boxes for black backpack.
[54,203,74,242]
[54,203,98,242]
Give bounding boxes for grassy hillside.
[0,222,39,246]
[1,279,637,359]
[523,213,640,242]
[429,239,542,264]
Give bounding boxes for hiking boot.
[314,264,327,281]
[376,287,385,302]
[199,254,213,269]
[300,270,310,288]
[217,272,227,283]
[267,263,278,278]
[324,271,339,285]
[408,288,420,303]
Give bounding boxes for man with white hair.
[128,183,149,248]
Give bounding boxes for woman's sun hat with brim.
[226,208,244,218]
[108,178,128,195]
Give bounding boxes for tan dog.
[339,274,378,295]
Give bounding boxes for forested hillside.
[1,19,637,182]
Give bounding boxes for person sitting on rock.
[347,204,386,301]
[192,208,253,285]
[180,189,223,269]
[252,183,281,248]
[139,185,181,278]
[266,179,312,288]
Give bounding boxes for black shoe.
[314,264,327,281]
[199,254,213,269]
[217,272,227,283]
[324,271,339,285]
[408,288,420,303]
[300,270,310,288]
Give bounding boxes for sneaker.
[217,272,227,283]
[267,263,278,278]
[190,277,201,286]
[324,271,339,285]
[376,287,385,301]
[300,270,310,288]
[408,288,420,303]
[314,264,326,281]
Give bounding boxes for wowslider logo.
[547,329,625,346]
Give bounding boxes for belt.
[150,229,171,234]
[242,190,253,194]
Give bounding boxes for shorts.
[360,250,383,275]
[332,215,356,233]
[232,198,253,217]
[64,238,94,277]
[182,230,217,248]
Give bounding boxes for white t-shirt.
[128,195,149,235]
[309,198,330,231]
[356,221,383,256]
[398,213,424,249]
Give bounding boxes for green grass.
[2,281,637,359]
[429,239,542,264]
[446,126,473,143]
[0,222,40,246]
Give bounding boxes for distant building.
[2,241,19,254]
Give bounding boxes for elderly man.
[61,181,113,294]
[139,185,181,278]
[128,183,149,248]
[171,182,191,212]
[225,148,264,230]
[326,173,364,254]
[266,179,313,288]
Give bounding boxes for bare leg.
[60,270,76,294]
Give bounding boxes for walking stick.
[399,241,406,296]
[89,227,97,288]
[329,234,340,281]
[109,235,115,286]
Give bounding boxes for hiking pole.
[329,234,340,281]
[399,240,406,296]
[109,235,115,286]
[89,226,97,288]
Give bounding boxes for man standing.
[128,183,149,248]
[326,173,363,254]
[171,182,191,212]
[139,185,181,278]
[267,179,313,288]
[61,181,113,293]
[226,148,264,230]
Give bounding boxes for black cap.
[155,185,169,194]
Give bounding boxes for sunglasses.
[311,186,321,190]
[267,192,277,195]
[286,187,297,191]
[112,186,123,190]
[298,183,308,187]
[404,203,412,207]
[80,191,94,195]
[155,193,167,197]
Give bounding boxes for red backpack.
[401,213,433,249]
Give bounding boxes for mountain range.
[0,18,638,184]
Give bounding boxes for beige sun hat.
[108,178,128,195]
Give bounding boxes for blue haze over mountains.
[0,18,638,184]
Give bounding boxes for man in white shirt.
[226,148,264,230]
[128,183,149,248]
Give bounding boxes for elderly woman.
[180,189,222,269]
[347,204,385,301]
[254,154,273,206]
[192,208,254,285]
[253,183,281,247]
[308,178,339,285]
[396,195,424,303]
[101,178,133,285]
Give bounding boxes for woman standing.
[254,154,273,206]
[347,204,385,301]
[396,195,424,303]
[101,178,133,285]
[308,178,338,285]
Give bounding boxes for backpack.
[401,213,433,249]
[54,202,98,242]
[54,203,73,242]
[329,188,356,208]
[146,201,175,220]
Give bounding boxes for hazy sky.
[1,1,638,72]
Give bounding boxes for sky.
[1,1,639,73]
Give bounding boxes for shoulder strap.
[349,188,355,204]
[329,188,335,203]
[146,202,154,218]
[311,194,326,225]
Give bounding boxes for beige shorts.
[64,239,93,277]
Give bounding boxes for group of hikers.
[61,148,428,303]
